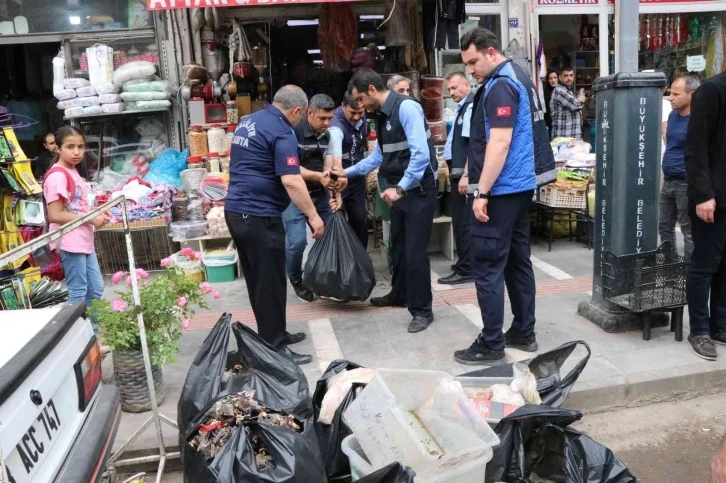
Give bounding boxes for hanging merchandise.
[382,0,412,47]
[318,4,358,72]
[404,0,427,72]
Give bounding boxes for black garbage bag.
[356,463,416,483]
[183,394,327,483]
[226,367,313,417]
[232,322,313,418]
[303,211,376,301]
[487,405,636,483]
[312,360,364,480]
[459,340,591,407]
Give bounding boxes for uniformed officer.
[283,94,340,303]
[387,75,412,97]
[328,92,368,248]
[438,71,474,285]
[225,85,323,366]
[331,69,438,333]
[454,28,548,365]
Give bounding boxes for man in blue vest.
[283,94,338,303]
[330,69,438,333]
[438,71,474,285]
[225,85,323,366]
[328,92,369,248]
[455,27,545,365]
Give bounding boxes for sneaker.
[408,314,434,333]
[710,332,726,346]
[454,339,506,366]
[504,330,539,352]
[290,279,314,302]
[688,335,717,361]
[370,293,407,308]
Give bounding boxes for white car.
[0,302,121,483]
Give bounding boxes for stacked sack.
[56,78,101,118]
[114,61,172,111]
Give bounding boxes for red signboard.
[539,0,719,4]
[147,0,363,10]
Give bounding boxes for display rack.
[64,107,171,121]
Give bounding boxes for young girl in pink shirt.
[43,126,110,308]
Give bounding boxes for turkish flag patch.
[496,106,511,117]
[286,157,298,166]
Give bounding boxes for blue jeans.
[61,250,105,308]
[282,191,331,282]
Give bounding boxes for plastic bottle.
[188,125,208,157]
[207,124,225,154]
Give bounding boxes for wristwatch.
[472,188,490,199]
[462,171,468,177]
[394,185,406,196]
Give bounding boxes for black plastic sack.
[312,360,364,480]
[226,367,312,417]
[356,463,416,483]
[459,340,591,407]
[487,405,636,483]
[183,397,327,483]
[303,211,376,301]
[231,322,313,418]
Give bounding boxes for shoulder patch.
[286,157,298,166]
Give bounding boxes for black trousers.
[225,211,287,349]
[686,208,726,337]
[471,191,536,351]
[450,177,471,275]
[343,177,368,249]
[389,185,437,317]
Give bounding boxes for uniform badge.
[457,117,464,125]
[386,121,392,131]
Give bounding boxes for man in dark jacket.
[684,72,726,361]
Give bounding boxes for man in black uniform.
[225,85,324,366]
[328,92,368,247]
[331,69,438,333]
[283,94,338,302]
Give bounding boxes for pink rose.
[135,268,150,279]
[126,276,133,288]
[111,298,128,312]
[160,257,173,268]
[199,281,213,295]
[213,289,221,300]
[178,296,187,308]
[194,251,203,261]
[112,271,126,284]
[180,248,195,258]
[182,317,191,329]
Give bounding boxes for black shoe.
[370,294,407,308]
[454,339,506,366]
[711,332,726,346]
[450,264,457,272]
[437,272,473,285]
[504,330,539,352]
[283,346,313,365]
[688,335,717,361]
[285,331,306,345]
[408,314,434,333]
[291,279,314,302]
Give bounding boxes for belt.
[308,187,325,196]
[450,167,465,178]
[664,175,687,182]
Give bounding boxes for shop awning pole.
[616,0,639,73]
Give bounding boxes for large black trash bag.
[312,360,364,480]
[356,463,416,483]
[459,340,591,407]
[226,367,313,417]
[487,405,636,483]
[303,211,376,301]
[231,322,313,418]
[182,396,327,483]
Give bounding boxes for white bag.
[120,91,170,102]
[86,43,114,86]
[57,96,100,109]
[64,78,91,89]
[95,83,119,94]
[82,105,103,115]
[76,85,96,97]
[102,102,125,113]
[112,61,156,88]
[99,93,122,104]
[64,107,84,118]
[54,89,76,101]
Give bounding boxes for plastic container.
[186,189,205,220]
[227,101,239,125]
[181,167,207,193]
[203,252,237,282]
[207,124,225,154]
[169,220,207,239]
[188,125,208,157]
[454,376,516,424]
[220,152,230,173]
[223,125,235,155]
[343,369,499,478]
[341,435,491,483]
[206,152,220,173]
[187,155,204,169]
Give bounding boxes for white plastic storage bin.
[341,435,491,482]
[343,369,499,478]
[454,376,515,425]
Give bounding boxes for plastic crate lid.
[592,72,667,93]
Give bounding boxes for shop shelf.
[64,107,170,121]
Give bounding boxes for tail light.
[74,336,102,411]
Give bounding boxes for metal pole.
[616,0,639,73]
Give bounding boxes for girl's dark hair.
[51,125,85,164]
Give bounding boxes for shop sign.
[605,0,720,3]
[509,17,519,28]
[687,55,706,72]
[147,0,364,10]
[537,0,597,4]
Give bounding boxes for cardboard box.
[87,43,114,87]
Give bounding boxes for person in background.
[328,92,368,248]
[550,66,585,140]
[283,94,339,303]
[387,75,412,97]
[543,68,559,136]
[438,71,474,285]
[684,71,726,362]
[331,69,438,333]
[225,85,324,366]
[455,27,538,365]
[659,75,698,261]
[34,132,56,180]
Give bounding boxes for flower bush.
[90,263,217,365]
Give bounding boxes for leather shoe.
[408,314,434,333]
[283,346,313,365]
[284,331,306,345]
[437,272,473,285]
[370,294,407,308]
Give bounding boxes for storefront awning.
[147,0,364,10]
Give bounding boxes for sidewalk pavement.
[104,236,726,458]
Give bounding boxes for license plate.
[4,399,62,483]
